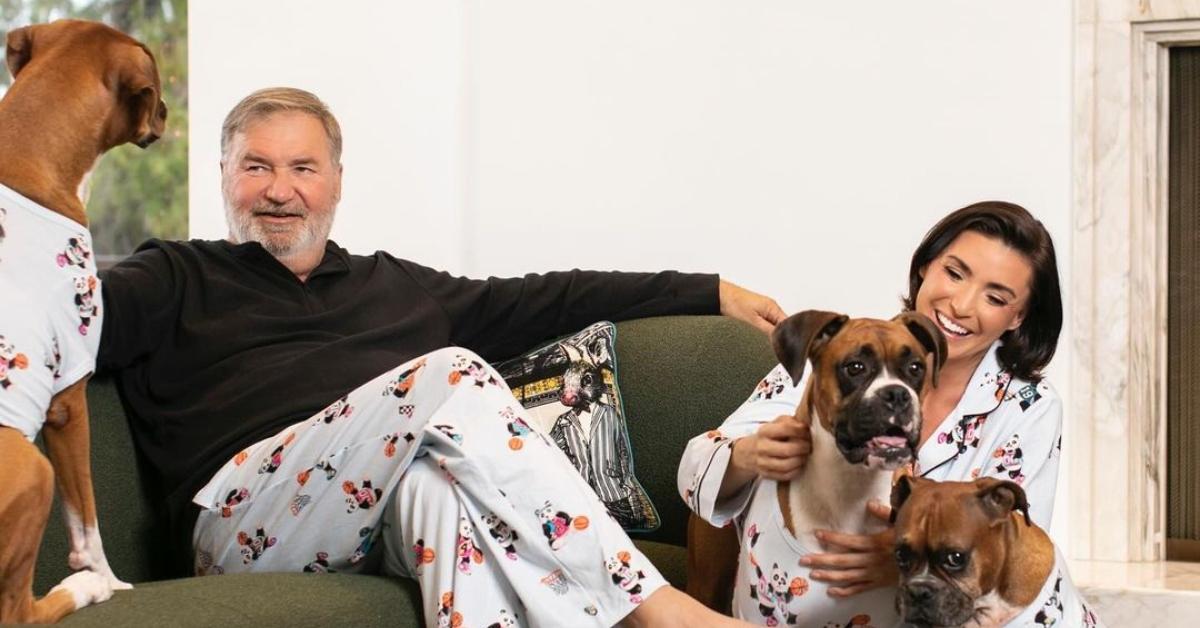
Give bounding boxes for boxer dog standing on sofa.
[721,310,944,626]
[890,477,1103,628]
[0,19,166,623]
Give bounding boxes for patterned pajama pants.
[191,347,666,628]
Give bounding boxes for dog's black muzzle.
[834,387,920,468]
[898,576,976,628]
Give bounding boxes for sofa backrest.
[33,314,776,591]
[612,316,776,547]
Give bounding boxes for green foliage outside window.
[0,0,187,259]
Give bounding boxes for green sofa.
[34,316,775,627]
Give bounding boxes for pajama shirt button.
[584,605,598,616]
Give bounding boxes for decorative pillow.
[494,321,660,532]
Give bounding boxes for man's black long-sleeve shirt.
[97,238,718,565]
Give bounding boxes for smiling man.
[220,107,339,281]
[99,87,778,627]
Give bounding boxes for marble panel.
[1143,0,1200,21]
[1080,588,1200,625]
[1071,1,1200,562]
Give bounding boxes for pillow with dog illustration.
[494,321,659,532]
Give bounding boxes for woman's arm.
[676,364,809,526]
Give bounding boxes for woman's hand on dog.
[801,499,899,597]
[719,415,812,500]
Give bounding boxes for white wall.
[191,1,1073,542]
[469,1,1072,312]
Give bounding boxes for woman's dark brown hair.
[901,201,1062,382]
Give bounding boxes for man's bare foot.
[621,585,750,627]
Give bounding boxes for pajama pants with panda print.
[191,347,665,628]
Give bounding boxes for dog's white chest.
[732,478,900,627]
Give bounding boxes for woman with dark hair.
[903,200,1063,384]
[677,201,1065,621]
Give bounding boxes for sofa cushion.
[56,541,685,627]
[59,573,423,627]
[495,321,660,531]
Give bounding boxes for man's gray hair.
[221,87,343,165]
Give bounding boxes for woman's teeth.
[936,311,971,337]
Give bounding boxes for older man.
[99,87,779,627]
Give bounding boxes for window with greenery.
[0,0,187,262]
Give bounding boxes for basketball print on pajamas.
[189,347,667,627]
[303,552,334,573]
[411,538,435,575]
[449,354,500,388]
[236,526,276,564]
[72,275,99,335]
[606,551,648,604]
[535,501,587,551]
[993,435,1026,483]
[258,432,296,474]
[56,236,91,269]
[221,488,249,518]
[456,516,485,574]
[319,395,353,424]
[0,335,28,389]
[384,358,426,402]
[343,478,383,512]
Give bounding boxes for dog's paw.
[49,570,114,610]
[106,573,133,591]
[92,560,133,591]
[67,552,132,589]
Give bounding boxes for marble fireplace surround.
[1071,0,1200,563]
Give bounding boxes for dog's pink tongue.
[870,435,908,449]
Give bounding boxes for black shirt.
[98,238,718,569]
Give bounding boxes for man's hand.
[802,500,899,597]
[719,279,786,334]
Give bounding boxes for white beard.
[224,198,334,258]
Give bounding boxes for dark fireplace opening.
[1166,44,1200,561]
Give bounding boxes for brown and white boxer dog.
[890,477,1103,628]
[772,310,944,540]
[0,19,166,623]
[686,311,947,617]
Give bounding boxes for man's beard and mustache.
[224,197,335,258]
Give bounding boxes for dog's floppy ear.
[889,474,926,524]
[893,311,947,388]
[5,25,34,80]
[771,310,848,385]
[118,44,168,149]
[130,84,168,149]
[974,477,1032,527]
